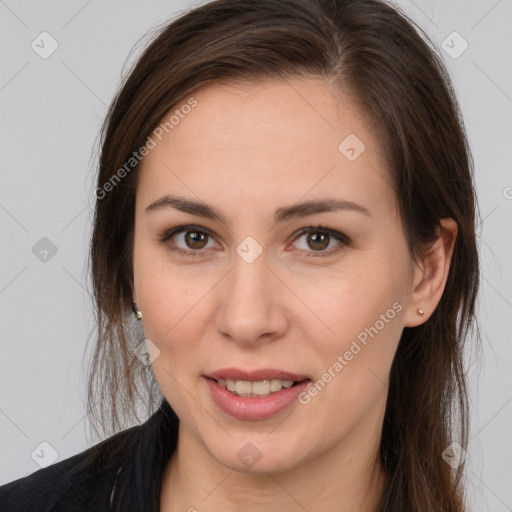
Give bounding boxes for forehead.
[137,77,394,221]
[171,77,367,153]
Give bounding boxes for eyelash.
[158,224,350,258]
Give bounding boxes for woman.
[0,0,480,510]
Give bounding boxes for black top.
[0,398,179,511]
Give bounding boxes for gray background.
[0,0,511,510]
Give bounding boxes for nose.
[215,249,288,347]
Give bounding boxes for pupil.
[309,232,328,251]
[186,231,206,249]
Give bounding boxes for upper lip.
[206,368,310,382]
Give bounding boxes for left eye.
[159,224,350,257]
[292,226,349,256]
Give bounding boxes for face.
[132,77,417,474]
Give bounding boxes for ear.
[403,218,458,327]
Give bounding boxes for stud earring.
[132,303,142,320]
[417,308,425,316]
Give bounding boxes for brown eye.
[159,224,350,258]
[182,230,209,250]
[291,225,350,257]
[160,226,217,255]
[305,231,330,251]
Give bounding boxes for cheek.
[299,253,406,399]
[299,259,404,344]
[133,241,225,374]
[136,268,210,417]
[137,272,206,348]
[302,288,404,438]
[134,234,195,319]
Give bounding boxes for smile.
[216,378,298,397]
[205,376,311,421]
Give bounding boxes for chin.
[206,435,304,475]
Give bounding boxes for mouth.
[207,377,308,398]
[205,375,312,421]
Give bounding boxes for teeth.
[235,380,252,395]
[252,380,271,395]
[216,378,297,397]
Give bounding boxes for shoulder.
[0,424,140,512]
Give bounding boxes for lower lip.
[205,377,311,421]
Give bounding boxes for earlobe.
[404,218,458,327]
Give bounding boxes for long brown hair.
[86,1,480,510]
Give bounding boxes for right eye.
[159,225,218,256]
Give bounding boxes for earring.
[417,308,425,316]
[132,303,142,320]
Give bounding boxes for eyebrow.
[145,194,371,223]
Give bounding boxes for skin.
[132,76,457,511]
